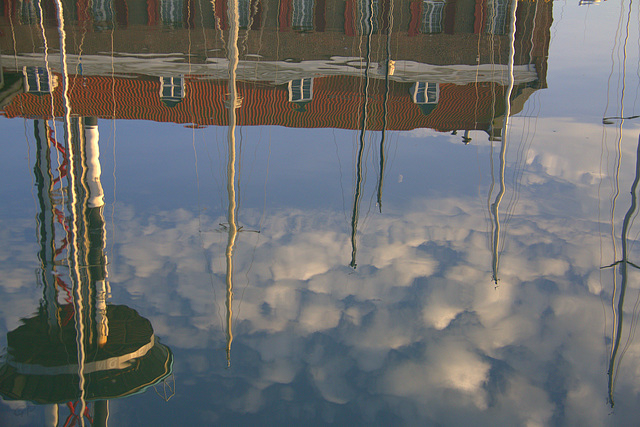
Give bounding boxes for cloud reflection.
[96,182,619,425]
[3,116,640,425]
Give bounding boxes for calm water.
[1,0,640,425]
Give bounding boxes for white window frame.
[421,0,445,34]
[160,76,186,101]
[410,82,439,104]
[486,0,509,35]
[288,78,314,103]
[292,0,315,31]
[24,66,51,94]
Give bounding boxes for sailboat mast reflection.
[0,116,173,424]
[376,0,393,213]
[350,0,374,269]
[489,0,518,285]
[223,0,241,367]
[602,136,640,408]
[601,0,639,407]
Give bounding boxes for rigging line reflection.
[198,0,208,55]
[109,0,118,267]
[7,0,18,72]
[607,0,633,381]
[2,113,173,425]
[192,0,217,331]
[602,0,636,409]
[52,0,88,422]
[34,119,59,330]
[350,0,374,269]
[377,0,393,213]
[34,0,63,188]
[490,0,518,286]
[503,2,540,232]
[255,0,267,57]
[36,0,54,124]
[602,135,640,409]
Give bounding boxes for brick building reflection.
[0,0,551,139]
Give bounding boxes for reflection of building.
[1,0,551,64]
[0,116,173,425]
[0,0,551,137]
[1,73,537,135]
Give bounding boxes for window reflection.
[292,0,314,31]
[358,0,379,34]
[421,0,445,34]
[23,66,54,95]
[486,0,509,35]
[161,0,184,27]
[18,0,39,25]
[92,0,114,28]
[160,76,186,107]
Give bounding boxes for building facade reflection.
[0,0,551,141]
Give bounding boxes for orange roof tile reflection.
[3,74,511,132]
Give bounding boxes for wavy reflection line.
[605,0,632,404]
[7,0,18,71]
[35,0,64,194]
[52,0,87,422]
[604,0,636,409]
[603,136,640,408]
[36,0,54,119]
[34,119,60,330]
[501,0,541,252]
[224,0,241,367]
[350,0,374,269]
[110,29,118,275]
[34,118,62,427]
[489,0,518,285]
[377,0,393,213]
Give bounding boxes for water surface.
[1,0,640,425]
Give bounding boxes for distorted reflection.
[0,116,173,425]
[3,0,640,425]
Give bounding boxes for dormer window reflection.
[411,82,439,104]
[160,76,185,107]
[239,0,251,28]
[19,0,38,25]
[288,78,313,112]
[24,67,54,95]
